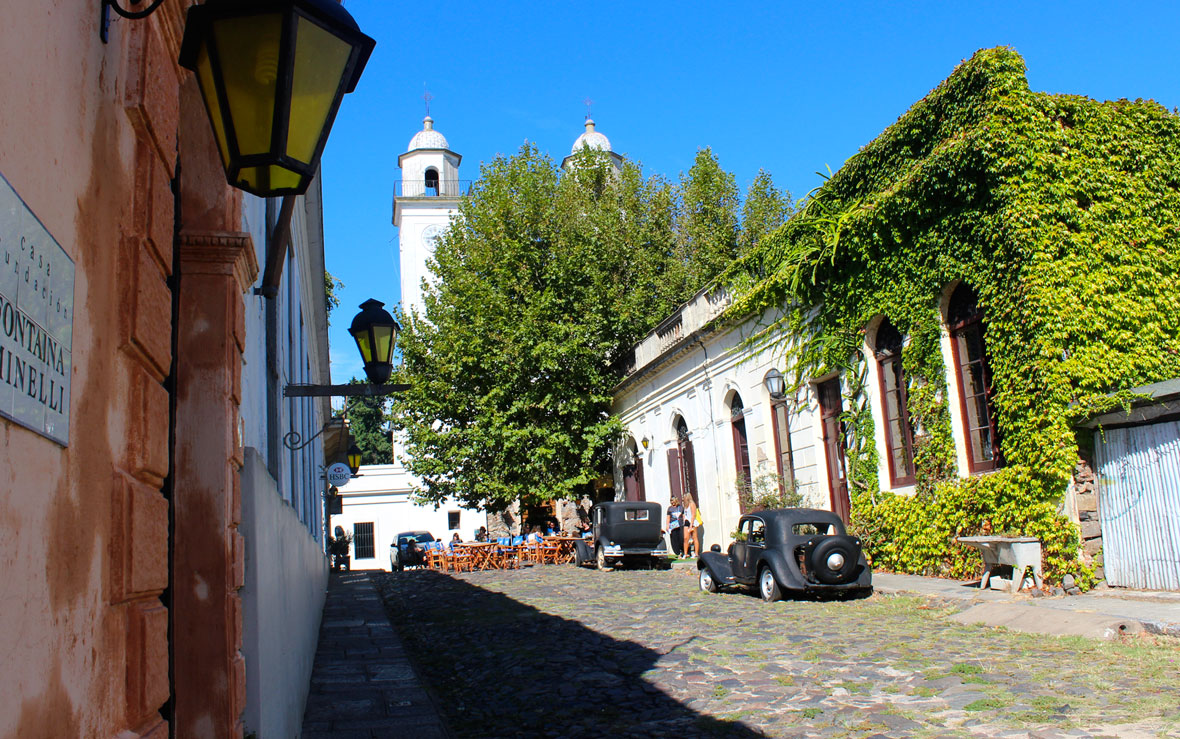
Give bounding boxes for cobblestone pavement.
[375,565,1180,739]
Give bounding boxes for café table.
[455,542,497,570]
[542,536,582,565]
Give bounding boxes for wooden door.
[817,378,850,523]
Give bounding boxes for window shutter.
[681,440,699,507]
[667,448,683,502]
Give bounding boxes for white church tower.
[562,118,623,171]
[393,115,463,320]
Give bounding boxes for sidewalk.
[301,571,449,739]
[874,572,1180,639]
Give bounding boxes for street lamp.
[764,368,786,400]
[178,0,375,197]
[346,442,363,475]
[349,299,400,386]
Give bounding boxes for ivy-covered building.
[613,46,1180,585]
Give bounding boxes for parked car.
[697,508,872,601]
[573,501,670,570]
[390,531,435,571]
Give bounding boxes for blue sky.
[321,1,1180,382]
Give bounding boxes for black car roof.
[739,508,843,527]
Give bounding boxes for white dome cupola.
[563,117,623,171]
[407,115,449,151]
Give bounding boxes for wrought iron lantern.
[348,299,399,386]
[178,0,375,197]
[346,442,363,475]
[764,368,786,400]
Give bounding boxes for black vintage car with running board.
[697,508,872,601]
[573,501,670,570]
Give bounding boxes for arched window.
[730,393,752,486]
[667,417,698,509]
[947,284,1002,473]
[424,167,439,196]
[874,319,915,487]
[622,438,645,502]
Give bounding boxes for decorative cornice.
[178,230,259,293]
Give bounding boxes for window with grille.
[947,284,1002,473]
[353,522,375,559]
[874,319,916,487]
[447,511,460,530]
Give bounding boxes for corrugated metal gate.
[1094,420,1180,590]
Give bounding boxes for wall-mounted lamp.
[178,0,375,198]
[100,0,165,44]
[764,368,786,400]
[349,299,400,386]
[640,437,650,450]
[346,442,363,476]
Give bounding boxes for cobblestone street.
[375,566,1180,739]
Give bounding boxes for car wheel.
[759,567,782,602]
[596,546,612,571]
[699,567,718,593]
[574,546,586,567]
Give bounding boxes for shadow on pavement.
[374,569,765,738]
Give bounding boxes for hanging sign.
[325,462,351,487]
[0,172,74,446]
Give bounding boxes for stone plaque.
[0,172,74,446]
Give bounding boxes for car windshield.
[400,533,434,545]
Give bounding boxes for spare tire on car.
[802,534,862,584]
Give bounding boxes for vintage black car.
[390,531,435,571]
[697,508,872,601]
[573,501,670,570]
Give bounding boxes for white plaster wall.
[614,316,828,552]
[332,464,487,570]
[240,447,328,739]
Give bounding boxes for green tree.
[392,145,680,511]
[666,147,740,298]
[324,271,344,325]
[739,169,793,256]
[344,378,392,465]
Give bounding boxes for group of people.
[667,495,701,557]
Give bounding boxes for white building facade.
[333,463,487,569]
[612,285,847,553]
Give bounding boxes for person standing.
[667,497,684,556]
[683,496,701,558]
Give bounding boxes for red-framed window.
[874,319,916,487]
[947,284,1002,473]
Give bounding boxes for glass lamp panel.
[238,165,303,194]
[212,13,283,157]
[353,332,372,363]
[194,46,230,167]
[372,325,394,364]
[286,16,353,165]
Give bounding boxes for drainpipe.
[696,337,723,545]
[265,197,280,479]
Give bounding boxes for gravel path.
[375,565,1180,738]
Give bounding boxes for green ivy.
[723,47,1180,586]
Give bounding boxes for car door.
[730,518,756,583]
[743,517,767,580]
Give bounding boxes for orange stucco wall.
[0,2,245,736]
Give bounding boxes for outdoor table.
[542,536,582,564]
[456,542,496,570]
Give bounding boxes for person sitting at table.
[576,517,592,538]
[451,532,462,545]
[475,526,488,542]
[527,525,544,543]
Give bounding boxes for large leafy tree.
[392,145,682,510]
[663,147,741,299]
[343,378,392,465]
[739,169,794,255]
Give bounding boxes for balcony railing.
[394,180,472,198]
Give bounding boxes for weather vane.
[584,97,593,120]
[423,84,433,116]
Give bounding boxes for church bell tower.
[392,115,462,320]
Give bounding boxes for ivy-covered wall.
[724,47,1180,584]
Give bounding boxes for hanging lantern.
[178,0,375,197]
[348,299,399,386]
[346,442,363,475]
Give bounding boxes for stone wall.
[1074,456,1105,581]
